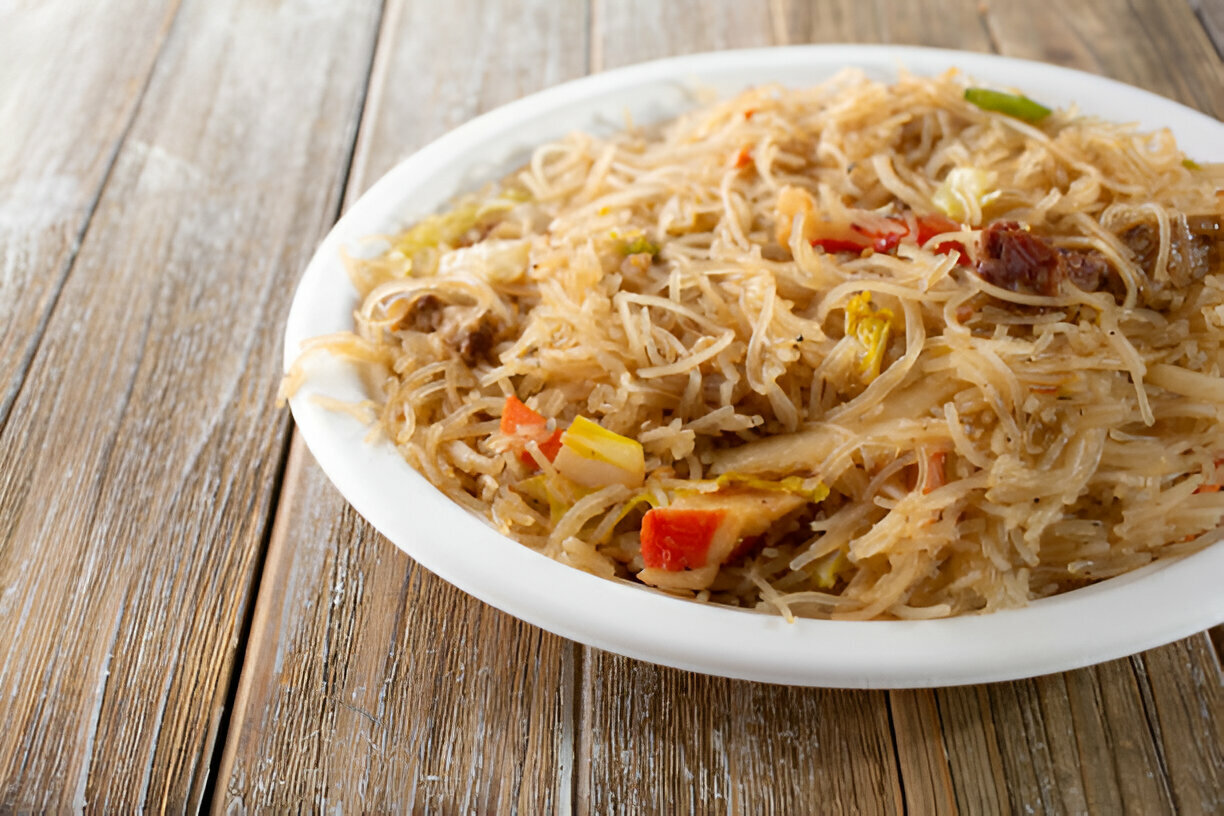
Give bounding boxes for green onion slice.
[964,87,1052,123]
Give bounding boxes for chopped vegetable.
[553,416,646,488]
[640,507,728,570]
[596,491,662,544]
[811,550,848,589]
[639,488,811,582]
[776,186,963,256]
[709,473,829,503]
[963,88,1051,123]
[393,202,481,260]
[639,478,828,574]
[914,213,965,255]
[1183,158,1202,171]
[616,230,661,257]
[393,191,528,269]
[500,395,563,466]
[438,238,530,283]
[515,474,571,523]
[732,146,754,169]
[933,167,998,223]
[844,292,894,380]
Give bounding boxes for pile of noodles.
[284,69,1224,621]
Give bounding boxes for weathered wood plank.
[889,691,958,814]
[0,0,383,810]
[591,0,774,70]
[217,441,576,813]
[984,0,1224,118]
[1193,0,1224,57]
[774,0,993,49]
[578,656,903,815]
[1138,638,1224,813]
[930,686,1010,813]
[216,0,589,810]
[0,0,178,427]
[776,6,1001,811]
[935,665,1170,816]
[932,642,1221,816]
[579,4,1003,813]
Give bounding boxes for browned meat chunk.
[456,318,496,365]
[1060,248,1111,293]
[1121,215,1219,288]
[977,221,1112,296]
[394,293,499,365]
[974,221,1121,298]
[397,293,445,332]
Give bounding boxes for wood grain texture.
[591,0,775,71]
[984,0,1224,118]
[773,0,993,49]
[216,0,589,810]
[218,441,576,813]
[0,0,178,427]
[0,0,382,810]
[578,657,903,815]
[1194,0,1224,56]
[888,691,957,814]
[1138,637,1224,813]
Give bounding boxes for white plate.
[284,45,1224,688]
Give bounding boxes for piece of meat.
[976,221,1114,296]
[1059,247,1111,292]
[394,293,499,365]
[1121,215,1219,288]
[456,318,496,365]
[977,222,1064,296]
[397,293,444,332]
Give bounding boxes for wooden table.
[2,1,1222,812]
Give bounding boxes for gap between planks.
[202,1,390,804]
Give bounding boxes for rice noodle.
[287,69,1224,620]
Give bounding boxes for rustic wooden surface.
[0,0,1220,813]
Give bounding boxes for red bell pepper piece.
[914,213,963,255]
[814,214,964,257]
[852,218,908,252]
[640,507,728,571]
[812,237,871,254]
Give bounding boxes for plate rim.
[284,44,1224,688]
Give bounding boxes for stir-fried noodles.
[284,69,1224,621]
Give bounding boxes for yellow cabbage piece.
[845,291,893,381]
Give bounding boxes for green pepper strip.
[963,88,1052,123]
